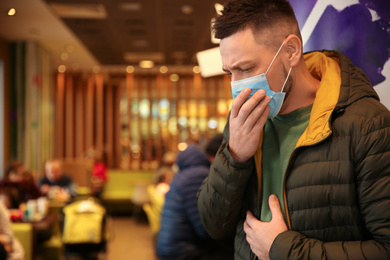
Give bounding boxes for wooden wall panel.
[136,76,143,167]
[146,76,153,163]
[155,75,163,163]
[55,72,65,158]
[75,75,85,158]
[0,38,10,172]
[105,76,114,168]
[86,74,95,153]
[95,73,104,153]
[65,74,74,158]
[126,73,134,167]
[115,78,122,168]
[224,74,231,100]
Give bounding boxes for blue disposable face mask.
[230,41,292,119]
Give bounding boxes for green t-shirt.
[260,104,313,222]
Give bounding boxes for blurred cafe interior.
[0,0,228,259]
[1,0,390,260]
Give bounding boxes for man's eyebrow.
[222,61,253,72]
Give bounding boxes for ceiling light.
[8,8,16,16]
[193,66,201,74]
[126,65,134,73]
[169,74,180,82]
[123,52,164,63]
[139,60,154,69]
[50,3,107,19]
[58,65,66,73]
[181,5,193,15]
[196,47,224,78]
[119,3,142,11]
[159,66,168,74]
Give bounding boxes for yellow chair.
[142,203,161,235]
[147,185,165,215]
[11,223,33,260]
[143,185,166,235]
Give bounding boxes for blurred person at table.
[156,134,234,260]
[39,159,76,201]
[0,162,41,209]
[18,169,41,201]
[149,152,177,199]
[153,166,175,197]
[0,201,24,260]
[90,150,108,198]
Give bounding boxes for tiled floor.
[106,216,157,260]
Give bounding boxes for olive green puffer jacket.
[197,50,390,259]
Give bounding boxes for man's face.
[220,27,286,93]
[45,162,62,182]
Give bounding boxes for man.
[40,160,76,199]
[157,134,234,260]
[197,0,390,259]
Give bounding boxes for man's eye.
[242,68,252,72]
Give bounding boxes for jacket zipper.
[283,149,298,230]
[252,124,332,259]
[283,133,332,231]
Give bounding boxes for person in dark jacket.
[39,160,76,200]
[197,0,390,259]
[157,134,234,260]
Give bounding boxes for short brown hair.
[213,0,301,49]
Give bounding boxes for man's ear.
[285,34,302,67]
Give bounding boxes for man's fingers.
[251,99,270,131]
[231,88,267,119]
[230,87,251,118]
[245,210,256,226]
[269,195,284,221]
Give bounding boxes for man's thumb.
[269,194,283,219]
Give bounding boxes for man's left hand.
[244,194,288,260]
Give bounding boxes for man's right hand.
[229,87,270,162]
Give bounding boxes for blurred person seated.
[0,161,41,209]
[19,170,42,201]
[144,166,175,242]
[153,166,175,197]
[0,201,24,260]
[39,160,76,201]
[90,150,108,198]
[156,134,234,260]
[161,152,176,168]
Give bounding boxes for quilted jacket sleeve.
[270,102,390,259]
[197,123,254,239]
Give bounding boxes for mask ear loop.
[265,41,286,75]
[280,67,292,93]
